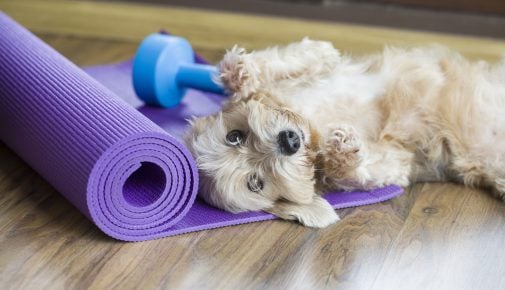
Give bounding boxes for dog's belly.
[277,72,386,139]
[407,65,505,182]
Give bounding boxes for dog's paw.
[268,195,340,228]
[218,46,259,96]
[325,125,363,168]
[329,125,361,153]
[296,207,340,228]
[298,38,341,71]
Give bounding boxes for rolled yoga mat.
[0,13,403,241]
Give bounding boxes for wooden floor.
[1,1,505,289]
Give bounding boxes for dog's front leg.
[268,195,340,228]
[219,38,341,96]
[322,125,413,191]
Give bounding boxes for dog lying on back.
[185,38,505,227]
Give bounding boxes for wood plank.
[372,183,505,289]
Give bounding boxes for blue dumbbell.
[132,33,225,108]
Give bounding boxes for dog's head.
[185,93,339,227]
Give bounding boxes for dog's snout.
[278,130,300,155]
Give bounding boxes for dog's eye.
[247,174,264,193]
[226,130,245,146]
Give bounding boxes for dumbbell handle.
[133,33,228,107]
[176,63,224,95]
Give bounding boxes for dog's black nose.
[278,130,300,155]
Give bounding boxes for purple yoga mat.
[0,13,403,241]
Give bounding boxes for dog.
[185,38,505,228]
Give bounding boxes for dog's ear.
[267,195,340,228]
[184,114,223,153]
[185,115,214,141]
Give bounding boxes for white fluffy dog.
[185,38,505,227]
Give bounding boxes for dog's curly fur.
[185,38,505,227]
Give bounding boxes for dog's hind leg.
[439,99,505,201]
[447,152,505,201]
[219,38,341,96]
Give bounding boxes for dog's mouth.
[300,130,306,142]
